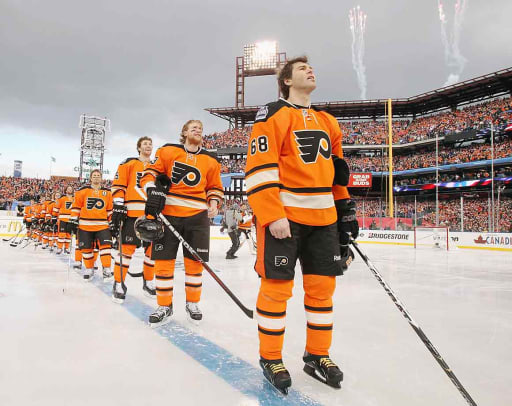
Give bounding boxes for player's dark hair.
[278,55,309,100]
[179,120,203,144]
[137,136,152,153]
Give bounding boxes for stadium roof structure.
[206,67,512,127]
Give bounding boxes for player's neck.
[91,183,101,190]
[184,141,200,153]
[286,90,311,108]
[139,153,150,163]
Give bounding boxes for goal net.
[414,226,449,250]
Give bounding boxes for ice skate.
[303,351,343,389]
[142,279,156,298]
[148,305,173,328]
[112,281,127,304]
[259,358,292,395]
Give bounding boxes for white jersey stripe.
[246,169,279,192]
[165,196,208,210]
[279,191,334,210]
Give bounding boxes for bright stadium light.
[243,41,278,72]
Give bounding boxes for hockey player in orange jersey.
[55,185,74,255]
[23,200,35,240]
[245,56,359,394]
[139,119,224,326]
[40,194,53,250]
[70,169,114,282]
[110,136,156,303]
[45,192,60,252]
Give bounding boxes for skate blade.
[82,276,94,283]
[111,296,125,304]
[186,314,201,326]
[303,364,342,389]
[148,317,171,328]
[263,376,290,395]
[103,276,114,283]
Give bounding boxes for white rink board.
[353,229,512,252]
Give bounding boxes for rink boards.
[2,216,511,252]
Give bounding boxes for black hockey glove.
[110,204,127,234]
[332,155,350,186]
[51,217,57,227]
[68,218,78,235]
[336,199,358,274]
[145,175,172,218]
[145,188,166,217]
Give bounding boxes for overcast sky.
[0,0,510,179]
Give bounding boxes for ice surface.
[1,235,511,405]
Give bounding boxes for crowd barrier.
[357,229,512,251]
[3,217,509,252]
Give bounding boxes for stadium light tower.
[235,41,286,125]
[78,115,110,181]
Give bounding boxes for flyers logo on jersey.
[294,130,332,164]
[86,197,105,210]
[65,201,72,209]
[171,162,201,186]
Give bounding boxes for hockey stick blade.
[349,238,477,406]
[158,213,254,319]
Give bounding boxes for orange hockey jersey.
[140,143,224,217]
[23,205,32,223]
[41,200,52,221]
[45,200,56,221]
[54,195,74,223]
[31,203,42,222]
[245,98,350,227]
[111,157,149,218]
[71,186,113,231]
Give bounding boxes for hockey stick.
[3,226,24,242]
[63,232,74,294]
[118,219,127,293]
[349,238,477,406]
[158,213,254,319]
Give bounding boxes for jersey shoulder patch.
[254,100,288,123]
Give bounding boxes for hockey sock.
[303,274,336,356]
[257,278,293,360]
[154,259,176,307]
[184,257,203,303]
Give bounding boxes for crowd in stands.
[354,197,512,232]
[202,97,511,150]
[203,127,252,149]
[220,157,246,173]
[349,136,512,173]
[0,176,112,209]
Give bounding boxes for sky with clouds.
[0,0,510,179]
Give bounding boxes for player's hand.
[68,218,78,235]
[207,200,218,218]
[145,187,166,217]
[268,218,291,239]
[111,204,127,227]
[336,199,359,245]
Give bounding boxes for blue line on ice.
[58,255,323,406]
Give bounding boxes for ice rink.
[1,233,511,406]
